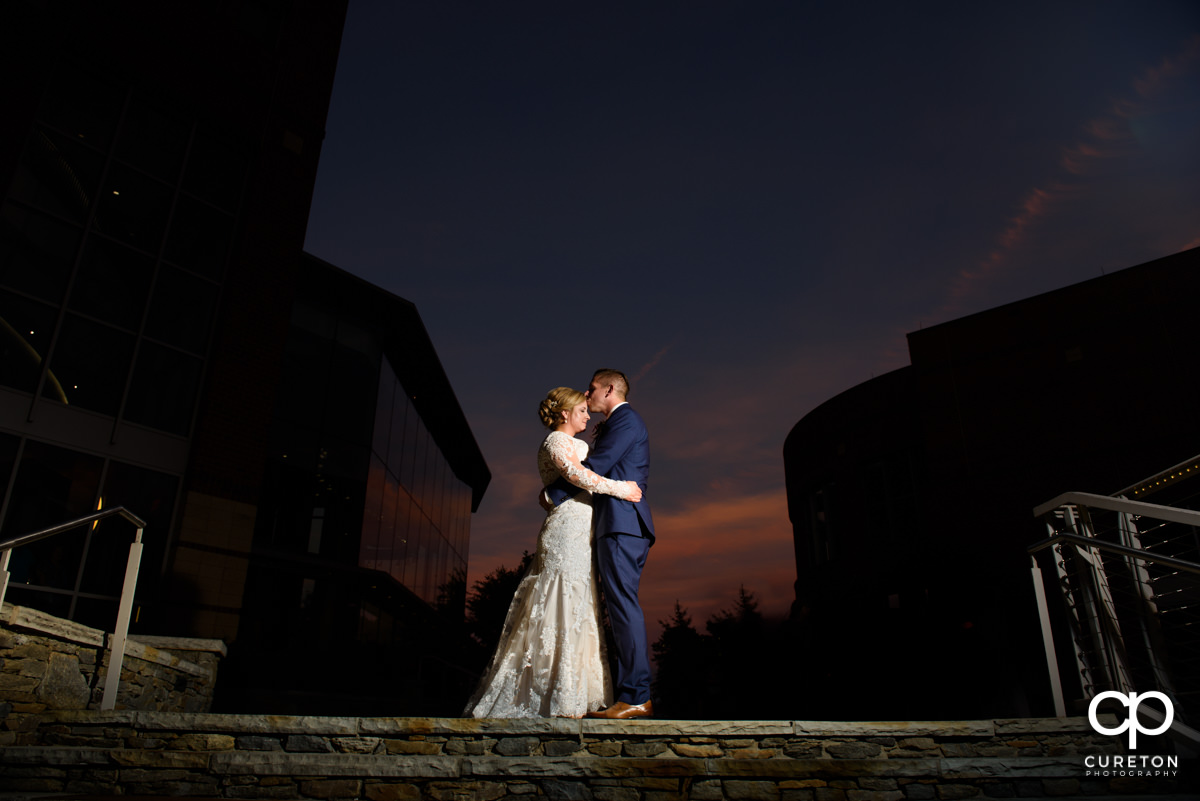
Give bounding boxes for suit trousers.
[596,532,652,704]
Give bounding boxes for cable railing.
[1028,475,1200,749]
[0,507,146,711]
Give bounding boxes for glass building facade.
[1,2,489,714]
[227,256,488,714]
[365,357,472,605]
[0,59,237,629]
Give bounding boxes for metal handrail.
[1113,453,1200,498]
[1028,531,1200,576]
[1032,491,1200,527]
[0,506,146,711]
[1029,487,1200,753]
[0,506,146,552]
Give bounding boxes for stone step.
[1,712,1193,799]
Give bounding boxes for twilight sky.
[303,1,1200,635]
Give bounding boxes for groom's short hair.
[592,368,629,399]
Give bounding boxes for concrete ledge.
[793,719,995,737]
[1,603,214,679]
[32,710,1100,740]
[5,712,1187,801]
[41,710,361,735]
[1,603,105,648]
[132,634,228,658]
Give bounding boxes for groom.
[546,368,655,719]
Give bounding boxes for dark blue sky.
[304,1,1200,630]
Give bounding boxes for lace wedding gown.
[464,430,623,718]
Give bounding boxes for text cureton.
[1084,755,1179,769]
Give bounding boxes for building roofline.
[299,252,491,510]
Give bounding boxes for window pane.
[144,265,218,354]
[123,341,202,435]
[326,338,377,445]
[372,372,394,462]
[81,461,179,599]
[38,67,123,150]
[70,596,119,631]
[0,202,80,303]
[68,236,154,331]
[360,456,385,571]
[379,475,398,576]
[274,325,331,426]
[3,585,72,619]
[163,194,234,280]
[11,128,105,225]
[183,129,248,211]
[2,440,104,596]
[388,385,408,476]
[392,487,413,585]
[0,290,58,394]
[43,314,135,416]
[0,432,19,495]
[94,164,173,253]
[115,98,189,181]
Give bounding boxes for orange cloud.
[641,489,796,633]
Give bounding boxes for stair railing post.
[1030,549,1066,716]
[0,549,10,610]
[101,527,144,711]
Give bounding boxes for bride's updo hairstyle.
[539,387,586,429]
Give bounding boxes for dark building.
[784,246,1200,720]
[0,1,489,713]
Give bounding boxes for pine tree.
[464,551,534,660]
[651,601,712,718]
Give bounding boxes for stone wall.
[0,712,1190,799]
[0,603,225,727]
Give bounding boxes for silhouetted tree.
[651,602,712,718]
[431,567,475,673]
[436,567,467,618]
[465,551,535,661]
[649,586,804,720]
[705,586,769,718]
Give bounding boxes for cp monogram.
[1088,691,1174,749]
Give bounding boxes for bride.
[464,387,643,718]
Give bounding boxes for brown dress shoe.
[587,700,653,719]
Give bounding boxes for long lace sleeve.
[544,432,633,499]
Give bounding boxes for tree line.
[449,556,805,719]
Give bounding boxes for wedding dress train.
[464,430,620,718]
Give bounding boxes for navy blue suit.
[546,403,655,704]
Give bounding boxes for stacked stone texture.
[0,621,220,728]
[0,713,1189,799]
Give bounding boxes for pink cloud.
[935,36,1200,321]
[641,489,796,633]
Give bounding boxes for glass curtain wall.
[363,358,471,606]
[253,297,471,607]
[1,64,239,435]
[0,433,179,629]
[0,62,239,628]
[235,295,475,713]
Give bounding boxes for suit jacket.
[546,403,655,541]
